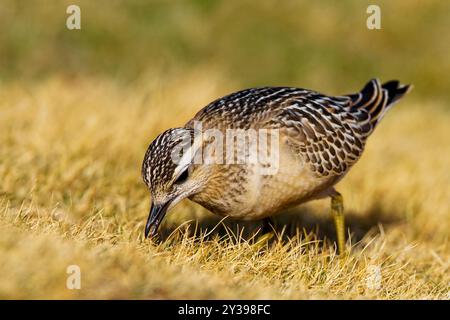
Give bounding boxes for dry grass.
[0,73,449,299]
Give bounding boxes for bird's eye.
[174,169,189,184]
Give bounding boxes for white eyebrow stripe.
[171,134,202,182]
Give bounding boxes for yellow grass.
[0,73,449,299]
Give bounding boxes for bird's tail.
[346,79,412,130]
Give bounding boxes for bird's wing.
[186,87,368,176]
[186,84,395,177]
[187,87,312,130]
[270,92,368,177]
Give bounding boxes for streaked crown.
[142,127,195,191]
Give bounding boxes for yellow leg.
[331,192,346,255]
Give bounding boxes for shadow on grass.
[156,203,403,247]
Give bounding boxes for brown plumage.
[141,79,411,253]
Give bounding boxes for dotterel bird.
[141,79,411,253]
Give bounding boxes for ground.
[0,74,448,299]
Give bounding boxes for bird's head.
[141,127,207,238]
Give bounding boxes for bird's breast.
[191,143,334,220]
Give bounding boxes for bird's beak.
[144,200,170,239]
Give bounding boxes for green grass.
[1,1,449,101]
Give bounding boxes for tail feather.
[381,80,412,106]
[348,79,412,130]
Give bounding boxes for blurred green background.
[0,0,449,102]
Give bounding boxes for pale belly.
[190,140,340,220]
[223,148,336,220]
[250,169,322,219]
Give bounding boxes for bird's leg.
[254,216,275,245]
[331,192,346,255]
[261,217,275,234]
